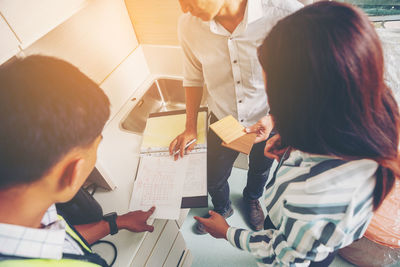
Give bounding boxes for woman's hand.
[245,115,274,143]
[116,206,155,233]
[194,210,230,239]
[264,134,289,161]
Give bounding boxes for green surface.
[338,0,400,16]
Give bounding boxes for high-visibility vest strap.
[0,215,108,267]
[57,215,92,253]
[0,258,100,267]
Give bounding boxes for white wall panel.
[0,14,20,64]
[100,46,149,121]
[0,0,88,49]
[24,0,139,84]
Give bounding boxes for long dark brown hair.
[258,1,400,209]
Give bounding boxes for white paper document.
[183,153,207,197]
[129,155,189,220]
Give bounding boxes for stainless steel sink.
[121,78,206,134]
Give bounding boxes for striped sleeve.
[226,217,347,266]
[226,156,377,265]
[226,165,376,265]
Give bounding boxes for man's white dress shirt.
[179,0,303,126]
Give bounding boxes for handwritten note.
[183,153,207,197]
[129,155,189,220]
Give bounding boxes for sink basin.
[121,78,206,134]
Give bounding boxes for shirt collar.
[246,0,263,24]
[209,0,263,35]
[0,204,67,260]
[40,204,58,226]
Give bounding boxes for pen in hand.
[173,138,197,156]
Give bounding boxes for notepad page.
[129,155,189,220]
[182,152,207,197]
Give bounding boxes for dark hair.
[0,55,110,188]
[258,1,400,209]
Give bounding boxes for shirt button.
[240,119,244,122]
[237,81,241,84]
[238,100,242,103]
[233,60,237,64]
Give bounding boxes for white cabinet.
[0,0,88,49]
[130,220,168,267]
[145,220,179,267]
[178,250,193,267]
[24,0,139,85]
[164,232,187,267]
[0,15,20,64]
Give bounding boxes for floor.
[180,167,357,267]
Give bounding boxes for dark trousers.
[207,114,274,213]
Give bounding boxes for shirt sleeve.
[226,215,347,266]
[178,15,204,88]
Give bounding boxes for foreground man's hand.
[117,206,155,232]
[245,115,274,143]
[194,210,230,239]
[169,129,197,160]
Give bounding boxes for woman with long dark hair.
[195,1,400,266]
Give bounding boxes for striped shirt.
[226,150,378,266]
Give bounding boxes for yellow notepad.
[141,111,207,150]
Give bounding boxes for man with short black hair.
[0,56,154,266]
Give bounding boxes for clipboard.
[139,108,208,209]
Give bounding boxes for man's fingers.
[173,138,183,160]
[169,138,178,155]
[245,123,259,134]
[146,206,156,215]
[143,225,154,232]
[187,141,196,153]
[179,139,186,158]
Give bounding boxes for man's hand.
[116,206,155,233]
[245,115,274,143]
[194,211,230,239]
[169,128,197,160]
[264,134,289,161]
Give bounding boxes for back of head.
[258,1,400,207]
[0,55,110,189]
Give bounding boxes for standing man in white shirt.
[169,0,302,233]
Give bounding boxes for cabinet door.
[23,0,139,85]
[145,220,179,267]
[0,0,88,49]
[163,232,186,267]
[0,14,20,64]
[131,219,167,267]
[178,250,193,267]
